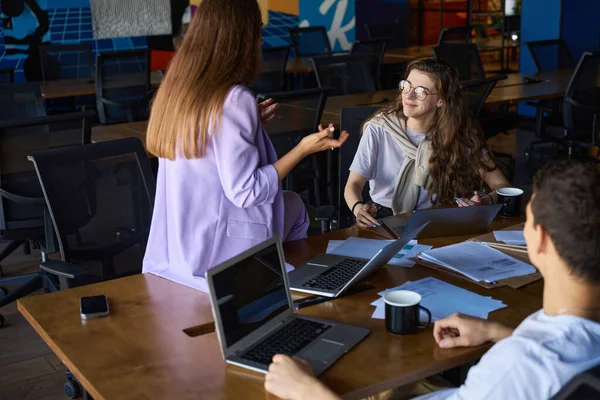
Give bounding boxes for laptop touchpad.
[302,339,343,361]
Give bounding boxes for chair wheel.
[64,378,83,399]
[0,314,4,328]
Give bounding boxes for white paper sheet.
[419,242,536,282]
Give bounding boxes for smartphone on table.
[80,295,110,319]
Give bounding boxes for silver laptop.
[288,223,429,297]
[382,204,502,239]
[206,237,369,376]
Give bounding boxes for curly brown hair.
[377,57,495,204]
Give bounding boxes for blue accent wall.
[518,0,561,115]
[561,0,600,61]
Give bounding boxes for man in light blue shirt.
[264,160,600,400]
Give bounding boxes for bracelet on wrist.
[351,201,365,215]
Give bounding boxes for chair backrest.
[0,111,95,233]
[28,138,156,270]
[0,68,15,84]
[261,87,332,156]
[311,54,376,95]
[526,39,575,72]
[251,46,291,94]
[364,21,403,48]
[39,43,94,81]
[460,74,507,119]
[432,43,485,81]
[95,50,151,124]
[0,83,46,120]
[338,107,380,229]
[550,364,600,400]
[437,26,471,45]
[289,26,332,57]
[351,39,388,90]
[562,51,600,143]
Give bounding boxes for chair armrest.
[40,260,87,279]
[314,205,336,221]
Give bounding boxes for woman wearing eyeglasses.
[344,57,511,228]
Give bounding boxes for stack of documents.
[493,230,526,246]
[327,237,432,267]
[371,277,506,320]
[419,242,536,283]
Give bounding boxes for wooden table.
[41,71,164,99]
[18,218,542,400]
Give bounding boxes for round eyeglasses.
[399,80,438,101]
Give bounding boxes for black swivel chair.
[0,82,46,120]
[364,21,403,49]
[550,364,600,400]
[437,26,472,46]
[432,43,485,81]
[95,50,151,124]
[317,106,380,231]
[0,68,15,84]
[524,39,576,162]
[540,52,600,159]
[261,87,333,209]
[39,43,95,113]
[311,54,376,95]
[250,46,291,94]
[289,26,333,57]
[39,43,94,81]
[351,39,387,89]
[27,137,155,288]
[461,75,516,181]
[526,39,575,73]
[0,111,95,328]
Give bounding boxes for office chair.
[250,46,291,94]
[261,87,333,209]
[550,364,600,400]
[314,106,380,232]
[311,54,376,95]
[524,39,576,162]
[24,137,155,289]
[526,52,600,162]
[461,74,516,181]
[437,26,471,46]
[0,82,46,120]
[0,111,95,328]
[289,26,332,57]
[526,39,575,73]
[95,50,151,124]
[432,43,485,81]
[39,43,94,81]
[39,43,95,114]
[0,68,15,84]
[364,21,403,48]
[351,39,388,89]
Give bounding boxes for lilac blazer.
[142,86,284,292]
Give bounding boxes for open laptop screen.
[211,243,289,348]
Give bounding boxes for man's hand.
[433,313,513,348]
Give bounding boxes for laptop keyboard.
[241,318,331,366]
[303,259,367,291]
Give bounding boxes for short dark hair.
[531,160,600,283]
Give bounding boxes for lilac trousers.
[283,191,310,242]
